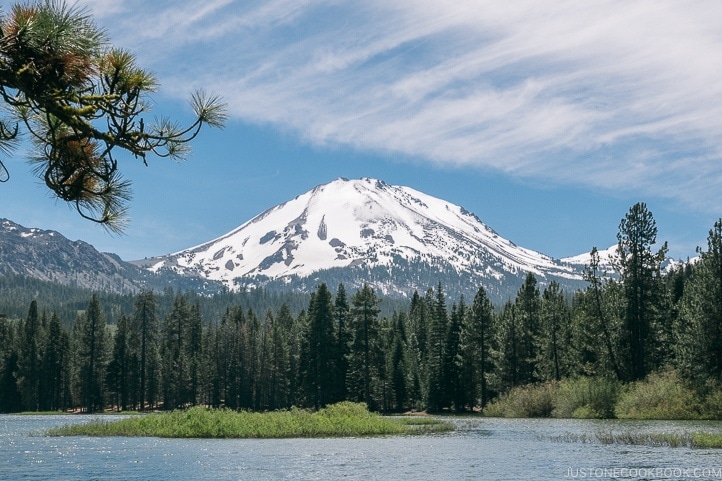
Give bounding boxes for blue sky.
[3,0,722,261]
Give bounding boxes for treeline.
[1,202,722,414]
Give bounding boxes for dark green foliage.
[300,284,338,409]
[17,300,41,410]
[0,351,22,412]
[536,282,572,382]
[73,294,108,412]
[40,312,68,410]
[576,248,623,379]
[7,206,722,417]
[460,286,494,408]
[131,291,159,410]
[616,202,668,380]
[675,219,722,384]
[346,284,381,409]
[444,299,464,410]
[334,284,351,402]
[425,283,448,412]
[387,312,409,411]
[490,274,540,393]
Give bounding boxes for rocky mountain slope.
[0,219,221,294]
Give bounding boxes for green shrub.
[554,377,620,419]
[700,384,722,420]
[484,382,558,417]
[615,370,704,420]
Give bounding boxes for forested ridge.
[1,203,721,415]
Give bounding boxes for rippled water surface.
[2,415,722,480]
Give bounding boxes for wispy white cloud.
[84,0,722,212]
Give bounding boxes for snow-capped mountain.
[142,178,587,300]
[561,244,618,273]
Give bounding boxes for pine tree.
[74,294,108,413]
[347,284,381,409]
[515,273,541,385]
[535,282,571,382]
[0,351,22,412]
[40,312,66,411]
[161,295,192,409]
[460,286,495,408]
[278,303,301,406]
[267,308,291,409]
[0,1,226,229]
[426,282,448,412]
[489,301,519,393]
[676,219,722,383]
[616,202,668,380]
[186,302,203,406]
[107,313,131,411]
[246,308,261,410]
[299,284,337,409]
[388,312,409,412]
[335,283,351,402]
[17,300,42,411]
[0,315,22,412]
[579,247,622,379]
[130,291,159,410]
[444,299,464,410]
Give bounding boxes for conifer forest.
[2,203,722,415]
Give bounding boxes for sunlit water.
[2,414,722,480]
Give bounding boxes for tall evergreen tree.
[426,282,448,412]
[299,284,337,409]
[130,291,159,410]
[676,219,722,383]
[407,290,429,407]
[444,299,465,410]
[186,302,203,406]
[461,286,495,408]
[41,312,66,411]
[0,315,21,412]
[17,300,42,411]
[334,283,351,402]
[266,308,291,410]
[74,294,107,413]
[535,282,571,382]
[579,247,622,379]
[278,303,301,406]
[161,295,193,409]
[107,313,131,411]
[490,301,519,393]
[388,311,409,412]
[347,284,381,409]
[616,202,668,380]
[515,273,541,385]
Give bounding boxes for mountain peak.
[145,178,584,299]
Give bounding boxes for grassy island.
[45,402,453,439]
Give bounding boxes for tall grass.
[552,431,722,449]
[45,402,453,439]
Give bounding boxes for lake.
[2,415,722,480]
